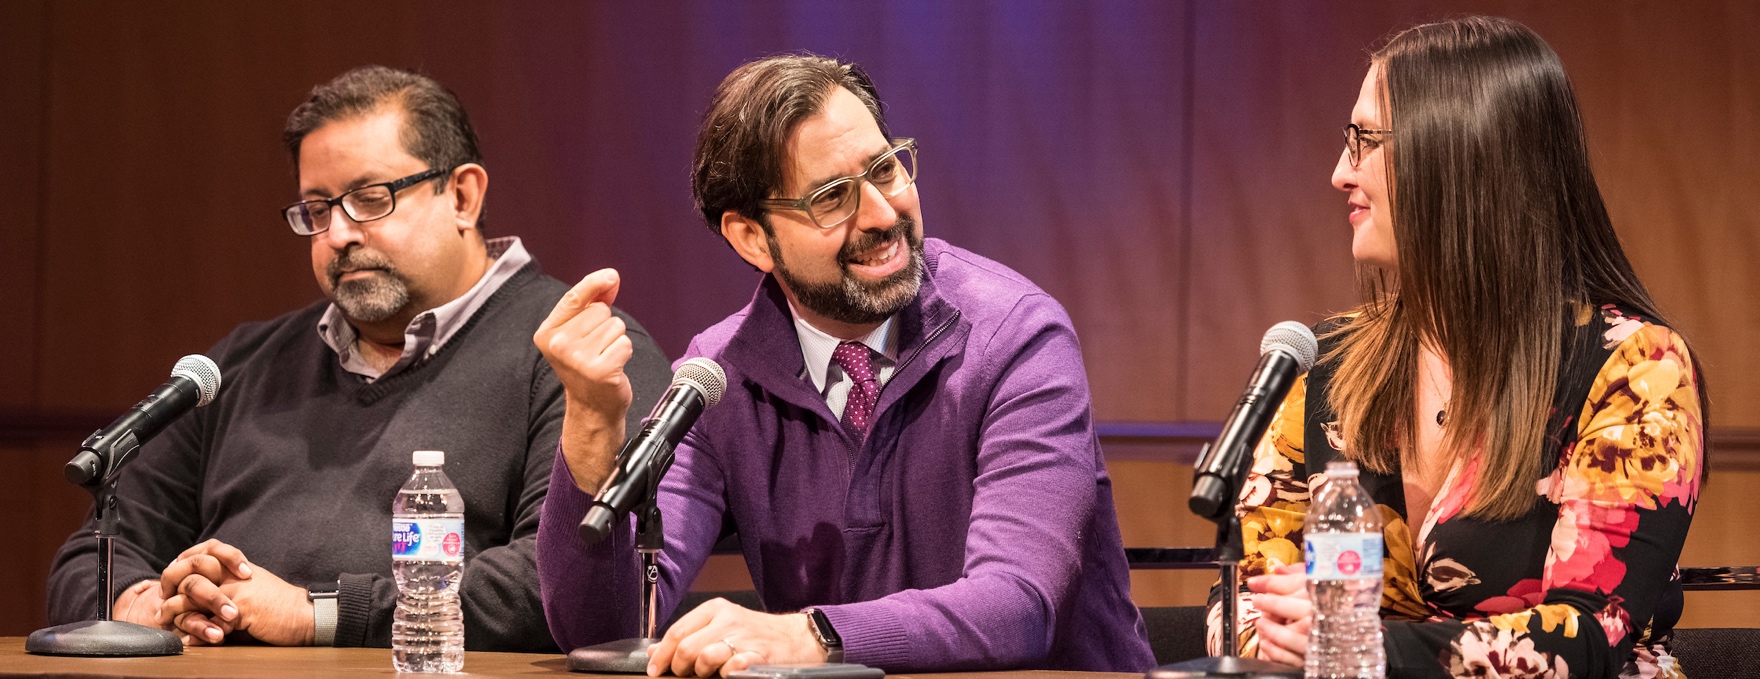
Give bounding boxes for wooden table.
[0,639,1140,679]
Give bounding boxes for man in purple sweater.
[535,54,1154,676]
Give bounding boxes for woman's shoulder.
[1586,303,1687,356]
[1570,303,1701,449]
[1576,303,1695,388]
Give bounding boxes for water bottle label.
[1305,532,1383,580]
[392,517,465,563]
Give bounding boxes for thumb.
[539,268,621,333]
[586,268,621,307]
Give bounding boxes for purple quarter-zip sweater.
[537,239,1154,672]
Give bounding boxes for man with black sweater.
[44,66,672,652]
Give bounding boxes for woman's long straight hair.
[1325,16,1708,521]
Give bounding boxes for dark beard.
[768,216,925,326]
[325,247,411,323]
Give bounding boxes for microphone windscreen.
[173,354,223,406]
[674,357,727,409]
[1259,321,1318,373]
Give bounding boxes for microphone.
[579,357,726,545]
[1189,322,1318,521]
[64,355,222,488]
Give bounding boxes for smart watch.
[307,581,339,647]
[801,607,843,663]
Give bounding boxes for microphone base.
[26,620,183,657]
[568,636,659,673]
[1146,655,1300,679]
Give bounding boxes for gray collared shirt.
[790,301,898,419]
[317,236,531,383]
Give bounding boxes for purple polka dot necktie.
[832,341,880,434]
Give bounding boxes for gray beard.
[768,217,924,326]
[331,273,410,322]
[326,248,411,323]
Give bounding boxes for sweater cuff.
[334,573,376,647]
[818,601,911,671]
[547,450,631,559]
[113,572,161,609]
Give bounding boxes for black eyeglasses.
[280,167,453,236]
[1343,124,1392,168]
[760,139,917,229]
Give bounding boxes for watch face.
[806,608,841,647]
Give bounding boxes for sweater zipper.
[847,310,962,471]
[893,310,961,377]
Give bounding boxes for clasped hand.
[1247,563,1313,666]
[112,539,314,646]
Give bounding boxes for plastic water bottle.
[392,450,465,673]
[1304,460,1385,679]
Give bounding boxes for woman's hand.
[1248,563,1311,666]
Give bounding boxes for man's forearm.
[537,453,643,650]
[559,396,626,492]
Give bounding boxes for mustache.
[326,248,398,285]
[838,216,916,263]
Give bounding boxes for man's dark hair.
[691,54,889,235]
[284,65,487,230]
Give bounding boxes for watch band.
[801,607,843,663]
[307,581,340,647]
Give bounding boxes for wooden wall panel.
[464,1,1197,423]
[36,2,341,411]
[1566,2,1760,428]
[3,0,1756,644]
[0,0,46,408]
[1181,3,1373,420]
[1179,1,1760,425]
[0,438,100,637]
[1110,460,1223,610]
[1677,469,1760,628]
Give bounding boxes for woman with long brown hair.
[1208,16,1706,678]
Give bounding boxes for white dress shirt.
[790,303,899,420]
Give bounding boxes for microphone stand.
[27,443,182,656]
[569,473,667,673]
[1147,443,1296,679]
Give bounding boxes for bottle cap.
[1324,460,1359,477]
[413,450,445,466]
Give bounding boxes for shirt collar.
[317,236,529,381]
[421,236,528,356]
[789,301,898,392]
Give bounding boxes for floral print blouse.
[1206,305,1702,678]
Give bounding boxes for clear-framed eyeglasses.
[1343,123,1392,168]
[280,166,453,236]
[760,138,917,229]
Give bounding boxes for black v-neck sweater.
[46,262,673,651]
